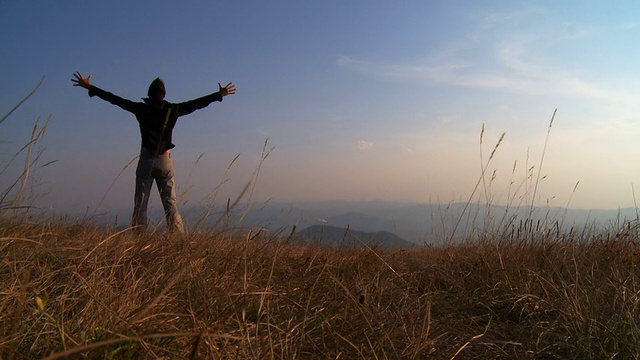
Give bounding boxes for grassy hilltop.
[1,215,639,359]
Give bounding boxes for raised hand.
[218,82,236,97]
[72,71,92,89]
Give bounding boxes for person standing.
[72,71,236,233]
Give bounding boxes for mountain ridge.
[294,224,416,249]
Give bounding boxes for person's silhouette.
[72,71,236,233]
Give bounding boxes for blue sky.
[2,1,640,215]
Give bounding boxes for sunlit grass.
[1,215,639,359]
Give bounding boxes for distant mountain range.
[294,225,416,249]
[96,201,640,246]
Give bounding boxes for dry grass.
[1,214,639,359]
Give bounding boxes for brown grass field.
[1,214,639,359]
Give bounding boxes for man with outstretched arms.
[72,71,236,233]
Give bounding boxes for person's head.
[147,77,166,102]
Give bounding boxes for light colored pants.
[131,153,184,233]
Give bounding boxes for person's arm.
[71,71,139,113]
[175,82,236,117]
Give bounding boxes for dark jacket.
[88,85,223,155]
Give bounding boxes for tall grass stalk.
[528,108,557,218]
[238,138,274,227]
[89,156,137,222]
[193,153,241,229]
[0,77,44,125]
[447,124,505,244]
[0,78,55,215]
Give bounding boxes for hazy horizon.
[3,2,640,215]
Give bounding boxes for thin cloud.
[337,6,627,102]
[338,50,621,102]
[357,140,374,151]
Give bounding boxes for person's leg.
[155,154,184,233]
[131,154,154,231]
